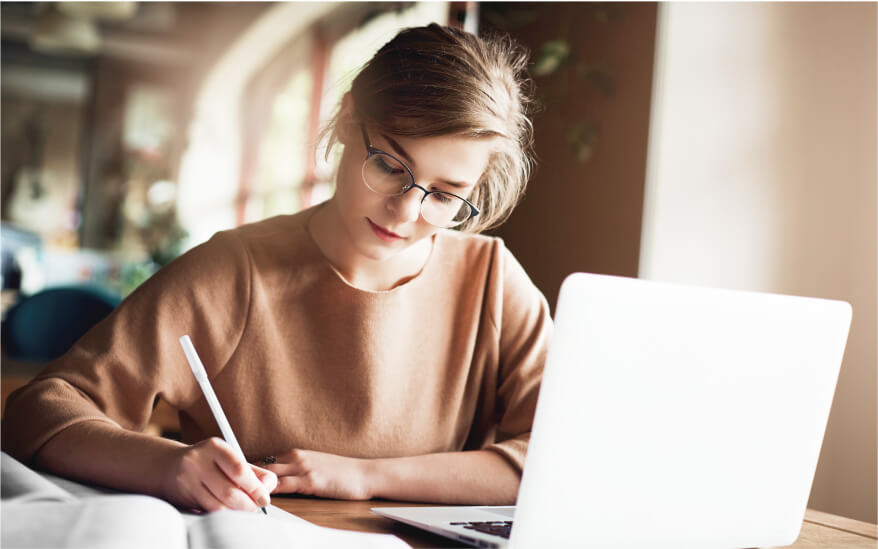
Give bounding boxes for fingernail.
[257,494,270,507]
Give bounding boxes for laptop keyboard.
[450,521,513,539]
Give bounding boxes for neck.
[307,200,433,291]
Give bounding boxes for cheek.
[337,175,391,228]
[413,219,439,241]
[335,157,369,209]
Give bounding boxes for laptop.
[372,273,852,548]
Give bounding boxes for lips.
[367,218,404,242]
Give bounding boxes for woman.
[2,23,551,513]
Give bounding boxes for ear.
[336,93,360,147]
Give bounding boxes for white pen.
[179,335,268,514]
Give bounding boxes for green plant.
[480,3,620,164]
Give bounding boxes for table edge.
[804,508,877,539]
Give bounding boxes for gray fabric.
[1,452,75,503]
[2,496,186,548]
[187,509,410,549]
[2,453,184,548]
[0,452,409,548]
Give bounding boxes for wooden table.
[4,363,874,548]
[271,496,878,548]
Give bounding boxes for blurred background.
[0,1,874,525]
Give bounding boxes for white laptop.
[372,273,852,548]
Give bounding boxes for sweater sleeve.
[481,241,553,473]
[1,230,252,463]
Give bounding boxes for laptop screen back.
[512,273,851,548]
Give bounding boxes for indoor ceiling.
[0,2,271,66]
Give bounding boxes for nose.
[387,185,424,223]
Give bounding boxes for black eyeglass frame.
[359,124,480,227]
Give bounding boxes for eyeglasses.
[359,125,479,228]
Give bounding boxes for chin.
[357,239,406,262]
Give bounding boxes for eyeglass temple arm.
[359,124,371,149]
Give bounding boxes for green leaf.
[567,121,599,163]
[532,40,571,77]
[577,65,616,96]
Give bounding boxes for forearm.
[33,420,187,502]
[366,450,521,505]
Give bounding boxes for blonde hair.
[324,23,535,233]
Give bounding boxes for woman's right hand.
[163,437,277,512]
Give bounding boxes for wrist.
[157,442,191,506]
[360,457,385,500]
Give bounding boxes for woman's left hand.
[263,449,373,500]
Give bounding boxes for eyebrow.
[380,133,472,189]
[381,134,415,166]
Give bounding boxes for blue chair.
[1,286,121,363]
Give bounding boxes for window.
[237,2,451,226]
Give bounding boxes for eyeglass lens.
[362,153,472,228]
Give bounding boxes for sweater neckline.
[302,205,439,295]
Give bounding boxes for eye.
[375,155,404,175]
[430,192,455,204]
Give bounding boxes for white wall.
[640,2,877,523]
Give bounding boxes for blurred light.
[30,8,100,54]
[57,2,138,21]
[147,180,177,207]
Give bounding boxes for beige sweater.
[2,207,552,473]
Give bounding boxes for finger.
[275,474,315,495]
[176,442,242,511]
[198,442,260,511]
[202,463,259,511]
[264,462,308,478]
[210,443,271,508]
[245,465,275,507]
[191,479,231,513]
[251,465,278,494]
